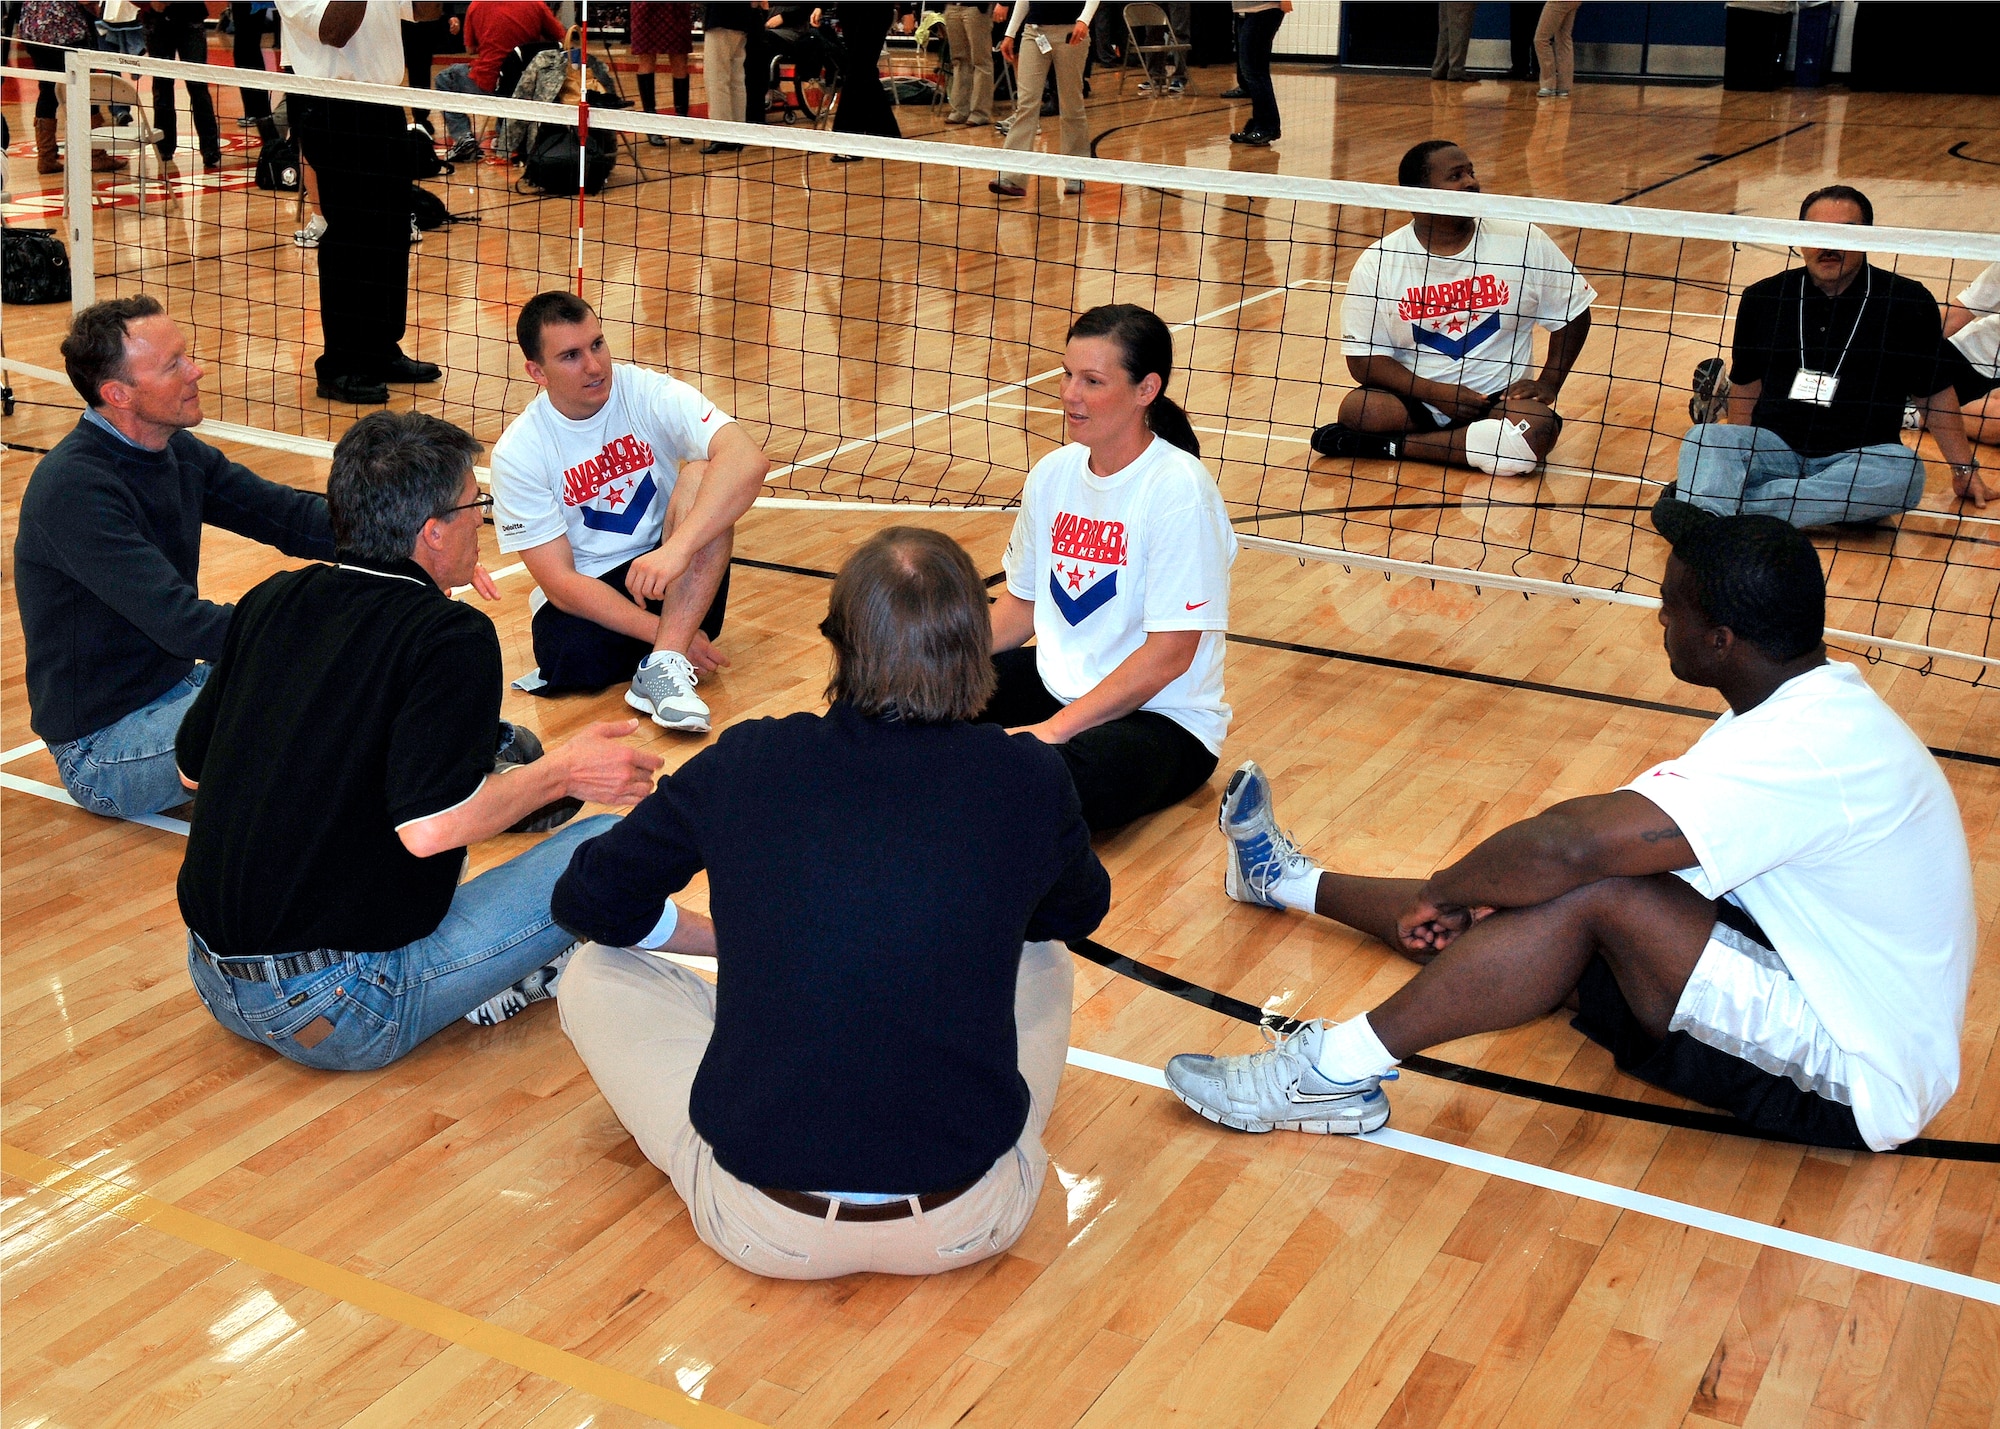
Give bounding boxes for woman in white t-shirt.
[983,304,1238,831]
[1944,260,1999,447]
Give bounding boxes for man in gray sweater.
[12,297,335,820]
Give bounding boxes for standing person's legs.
[231,2,272,119]
[1436,2,1475,79]
[1165,2,1192,83]
[401,17,440,128]
[1050,27,1088,163]
[997,30,1053,187]
[703,27,749,126]
[1536,0,1580,92]
[1058,711,1218,832]
[189,814,617,1072]
[1240,5,1283,136]
[169,20,222,165]
[298,99,412,388]
[46,666,212,820]
[832,3,900,138]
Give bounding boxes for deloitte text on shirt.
[490,365,730,578]
[1623,662,1976,1151]
[1341,218,1597,422]
[1002,436,1237,754]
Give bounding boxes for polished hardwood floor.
[5,46,2000,1429]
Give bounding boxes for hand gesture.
[467,562,501,601]
[999,35,1017,65]
[1395,892,1480,954]
[1007,721,1067,744]
[1502,378,1555,406]
[557,720,665,807]
[1436,384,1496,421]
[1069,19,1089,44]
[625,545,687,603]
[1952,461,1992,509]
[686,630,730,676]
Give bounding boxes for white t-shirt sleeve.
[640,370,734,464]
[1003,471,1042,601]
[1525,225,1597,328]
[1958,260,2000,316]
[1340,245,1400,362]
[1623,724,1851,898]
[1140,492,1233,633]
[489,424,567,555]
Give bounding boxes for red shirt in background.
[464,1,566,92]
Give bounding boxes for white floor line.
[1064,1046,2000,1308]
[0,773,190,835]
[0,739,48,767]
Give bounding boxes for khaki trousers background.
[558,939,1075,1279]
[1000,26,1088,186]
[943,4,996,123]
[703,27,749,125]
[1533,1,1581,92]
[1432,2,1476,79]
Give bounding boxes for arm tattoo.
[1639,821,1684,844]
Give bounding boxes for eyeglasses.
[438,492,495,522]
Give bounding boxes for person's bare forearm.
[544,563,658,642]
[1040,632,1198,741]
[1422,793,1693,912]
[1725,377,1760,426]
[1925,388,1977,468]
[400,765,565,858]
[991,589,1037,652]
[1944,302,1974,340]
[319,1,368,45]
[1349,355,1459,408]
[1536,309,1590,395]
[660,431,766,572]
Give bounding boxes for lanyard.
[1797,264,1871,380]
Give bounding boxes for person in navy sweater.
[553,525,1111,1279]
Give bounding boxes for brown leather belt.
[757,1176,981,1223]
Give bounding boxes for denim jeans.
[1237,5,1284,135]
[1678,423,1927,528]
[187,813,616,1071]
[48,665,211,819]
[433,62,484,143]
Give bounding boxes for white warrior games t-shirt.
[1623,662,1975,1151]
[1003,436,1237,754]
[1342,218,1597,422]
[490,365,732,577]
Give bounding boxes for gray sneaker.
[464,945,574,1027]
[625,650,710,732]
[1165,1022,1393,1134]
[1688,357,1731,425]
[1219,760,1317,909]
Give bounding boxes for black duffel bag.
[522,123,615,196]
[255,134,301,191]
[2,228,72,305]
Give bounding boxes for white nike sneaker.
[626,649,710,732]
[1219,760,1318,908]
[1165,1021,1393,1135]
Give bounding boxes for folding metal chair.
[1120,2,1188,94]
[88,72,163,210]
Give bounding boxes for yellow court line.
[0,1143,763,1429]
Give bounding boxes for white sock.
[1312,1014,1399,1085]
[1271,865,1322,914]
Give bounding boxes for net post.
[63,48,98,316]
[574,1,590,296]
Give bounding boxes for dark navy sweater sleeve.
[551,754,707,947]
[191,435,335,562]
[1025,770,1111,943]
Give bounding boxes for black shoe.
[989,179,1026,197]
[495,721,543,768]
[698,140,742,155]
[1650,480,1717,547]
[380,354,442,384]
[829,152,863,163]
[316,374,390,405]
[494,723,584,833]
[1220,85,1248,99]
[1230,129,1276,146]
[1688,357,1730,425]
[1310,422,1400,460]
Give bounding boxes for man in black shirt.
[13,297,334,820]
[554,527,1111,1279]
[1662,185,1980,532]
[177,412,663,1071]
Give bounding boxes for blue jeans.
[187,813,616,1071]
[1678,423,1927,528]
[48,666,211,819]
[433,63,484,143]
[1236,5,1284,136]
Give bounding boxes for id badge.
[1033,27,1054,53]
[1788,369,1840,406]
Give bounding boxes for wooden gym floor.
[5,50,2000,1429]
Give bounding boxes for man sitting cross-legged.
[1167,515,1974,1153]
[492,291,772,733]
[1310,138,1595,479]
[177,411,664,1070]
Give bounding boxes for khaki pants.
[1534,1,1581,93]
[1432,2,1476,79]
[558,939,1075,1279]
[943,4,995,123]
[703,27,749,125]
[1000,24,1089,186]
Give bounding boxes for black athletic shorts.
[1943,343,1999,406]
[1569,900,1867,1150]
[1392,389,1565,437]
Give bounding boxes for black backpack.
[521,124,615,196]
[410,184,478,231]
[1,229,73,305]
[403,123,452,179]
[254,134,301,191]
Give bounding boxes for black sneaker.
[494,722,584,833]
[1309,422,1400,460]
[1650,480,1716,547]
[1221,85,1248,99]
[1688,357,1730,425]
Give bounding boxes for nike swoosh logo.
[1185,600,1209,610]
[701,409,715,423]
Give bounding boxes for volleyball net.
[17,48,2000,673]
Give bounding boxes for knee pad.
[1464,417,1542,477]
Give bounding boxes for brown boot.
[90,147,129,172]
[35,117,61,174]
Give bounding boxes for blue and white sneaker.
[1165,1022,1393,1135]
[1219,760,1317,908]
[464,945,574,1027]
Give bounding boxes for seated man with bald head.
[1310,139,1596,480]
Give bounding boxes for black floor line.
[1947,140,2000,168]
[732,555,2000,767]
[1066,936,2000,1162]
[3,441,55,456]
[1611,122,1814,206]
